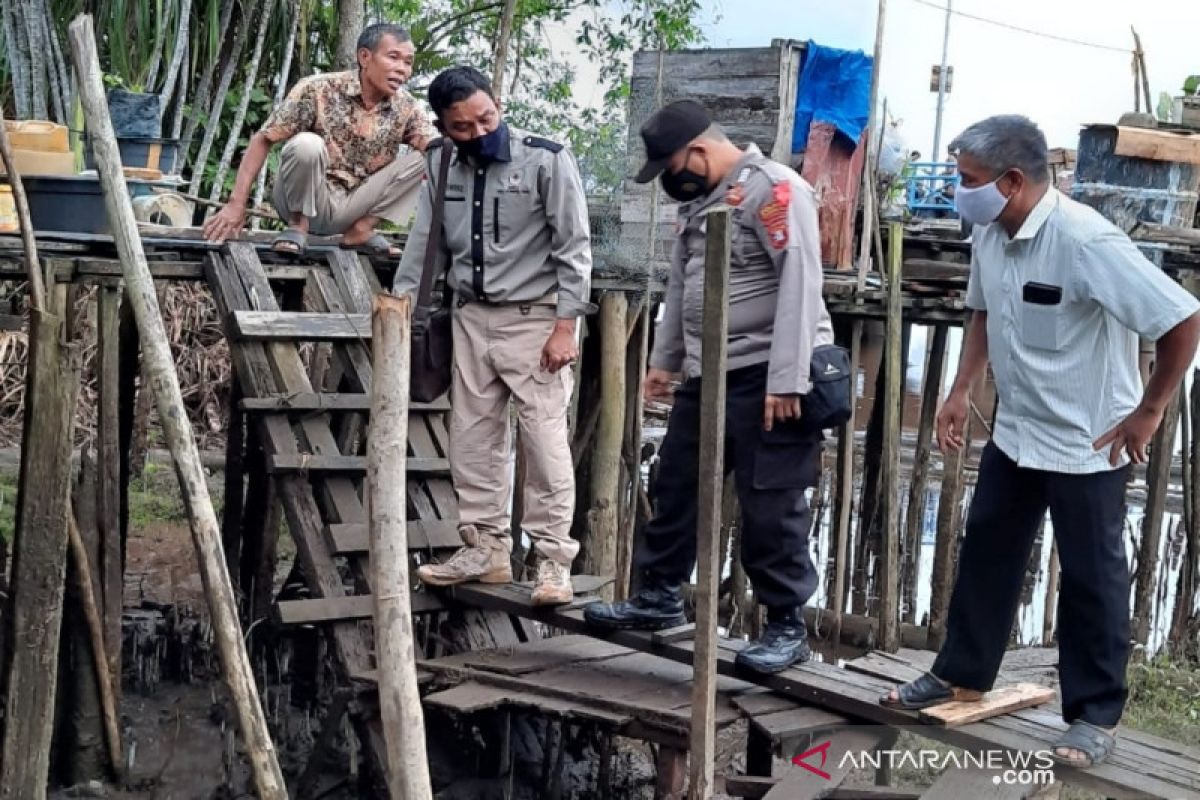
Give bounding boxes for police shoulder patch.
[523,135,564,153]
[758,180,791,249]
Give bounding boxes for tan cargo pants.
[271,132,424,234]
[450,298,579,566]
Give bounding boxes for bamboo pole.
[68,15,286,798]
[67,509,124,778]
[0,103,48,312]
[878,223,904,652]
[688,207,730,800]
[369,292,433,800]
[901,325,946,623]
[1173,369,1200,645]
[251,0,299,229]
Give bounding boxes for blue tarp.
[792,41,874,153]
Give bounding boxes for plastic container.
[0,148,76,176]
[85,136,181,174]
[21,175,156,234]
[3,120,69,152]
[0,185,16,234]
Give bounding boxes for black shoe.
[583,583,686,631]
[735,607,812,674]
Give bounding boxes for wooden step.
[267,454,450,474]
[232,310,371,341]
[327,520,462,553]
[277,593,445,625]
[241,392,450,413]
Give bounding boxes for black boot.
[583,582,686,631]
[735,607,812,674]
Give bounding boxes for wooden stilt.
[617,299,650,600]
[1173,370,1200,646]
[830,321,862,651]
[852,339,886,617]
[878,223,905,652]
[222,380,246,598]
[69,15,286,797]
[1133,381,1182,650]
[901,325,947,623]
[689,207,731,800]
[95,281,124,706]
[369,293,432,800]
[1,286,82,800]
[928,394,971,651]
[587,291,628,601]
[1042,539,1060,645]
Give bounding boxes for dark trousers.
[634,363,821,610]
[932,442,1132,726]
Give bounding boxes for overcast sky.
[696,0,1200,156]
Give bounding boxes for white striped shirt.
[966,189,1199,474]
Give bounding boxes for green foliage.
[1185,75,1200,96]
[1125,656,1200,746]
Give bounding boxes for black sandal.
[340,233,400,259]
[272,228,307,256]
[1051,721,1116,768]
[880,671,963,710]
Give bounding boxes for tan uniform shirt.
[393,126,595,318]
[651,144,834,394]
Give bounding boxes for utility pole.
[931,0,952,161]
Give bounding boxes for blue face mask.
[458,122,509,163]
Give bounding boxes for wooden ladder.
[204,242,529,790]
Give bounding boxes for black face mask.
[457,122,509,162]
[659,149,710,203]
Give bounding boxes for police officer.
[392,66,593,606]
[584,100,833,674]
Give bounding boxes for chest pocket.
[1020,282,1065,351]
[493,170,541,246]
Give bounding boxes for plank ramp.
[447,583,1200,800]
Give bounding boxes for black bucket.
[85,136,181,174]
[1072,125,1200,232]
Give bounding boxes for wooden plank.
[723,777,922,800]
[431,635,631,676]
[277,593,444,624]
[919,767,1030,800]
[1114,126,1200,165]
[1132,222,1200,247]
[327,520,463,553]
[425,681,633,726]
[231,310,372,341]
[762,729,884,799]
[731,690,805,719]
[94,282,124,711]
[240,393,450,413]
[652,622,697,644]
[879,222,904,651]
[267,454,449,474]
[919,683,1056,727]
[751,707,847,745]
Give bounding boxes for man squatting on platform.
[584,100,835,675]
[881,115,1200,769]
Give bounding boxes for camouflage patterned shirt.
[258,70,435,192]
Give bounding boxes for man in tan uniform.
[392,66,593,605]
[204,23,434,256]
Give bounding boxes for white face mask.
[955,176,1011,227]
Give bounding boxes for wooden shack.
[616,39,867,275]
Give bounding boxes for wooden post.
[587,292,627,599]
[878,223,904,652]
[829,322,861,653]
[222,380,246,598]
[1,288,81,800]
[1133,382,1182,650]
[617,300,650,601]
[901,325,947,623]
[1172,369,1200,644]
[689,207,730,800]
[369,293,433,800]
[68,15,287,798]
[1042,540,1060,645]
[66,510,124,777]
[95,281,124,704]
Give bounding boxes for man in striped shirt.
[881,115,1200,768]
